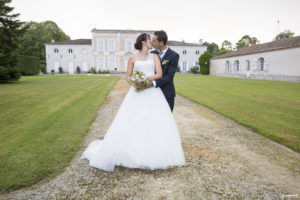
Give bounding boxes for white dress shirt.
[153,47,168,87]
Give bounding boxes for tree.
[236,35,259,49]
[221,40,232,50]
[203,41,219,57]
[274,30,295,40]
[199,51,212,75]
[217,49,232,56]
[0,0,27,82]
[17,20,70,65]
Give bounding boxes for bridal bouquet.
[129,70,149,92]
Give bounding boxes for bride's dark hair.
[134,33,150,51]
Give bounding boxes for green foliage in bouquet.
[129,70,149,92]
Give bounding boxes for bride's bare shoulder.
[129,53,139,60]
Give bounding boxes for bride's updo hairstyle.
[134,33,150,51]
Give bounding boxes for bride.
[80,33,186,172]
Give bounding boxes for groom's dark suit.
[151,48,179,112]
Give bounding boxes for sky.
[10,0,300,47]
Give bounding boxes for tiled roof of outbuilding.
[211,35,300,60]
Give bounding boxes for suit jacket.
[151,48,179,99]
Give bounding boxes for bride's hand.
[133,83,144,89]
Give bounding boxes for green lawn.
[0,75,119,193]
[174,74,300,153]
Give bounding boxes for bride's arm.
[147,54,162,81]
[126,55,135,86]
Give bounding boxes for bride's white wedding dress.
[80,52,186,172]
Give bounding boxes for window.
[124,57,129,71]
[108,57,115,70]
[54,48,59,53]
[183,50,187,54]
[60,55,63,59]
[225,61,230,71]
[97,39,104,51]
[126,40,132,52]
[68,48,73,53]
[246,60,250,71]
[48,55,50,59]
[97,57,105,70]
[258,57,264,71]
[195,50,200,55]
[81,49,87,54]
[109,39,115,51]
[235,60,239,71]
[73,55,76,59]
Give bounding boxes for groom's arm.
[153,53,179,88]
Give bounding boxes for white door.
[54,61,60,72]
[182,62,187,71]
[68,62,74,74]
[82,62,88,72]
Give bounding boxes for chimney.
[51,39,55,43]
[199,39,203,46]
[251,39,256,46]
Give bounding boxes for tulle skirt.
[80,86,186,172]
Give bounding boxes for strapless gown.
[80,52,186,172]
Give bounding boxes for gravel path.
[1,78,300,200]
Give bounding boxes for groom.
[145,30,180,112]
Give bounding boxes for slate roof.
[168,40,200,46]
[211,35,300,60]
[45,39,92,45]
[91,28,156,34]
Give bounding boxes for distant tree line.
[0,0,70,82]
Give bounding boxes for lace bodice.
[133,52,155,76]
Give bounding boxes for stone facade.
[45,40,93,74]
[45,29,207,74]
[210,36,300,81]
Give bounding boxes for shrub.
[98,69,110,74]
[190,66,199,74]
[16,55,40,75]
[76,66,80,73]
[0,66,21,82]
[199,52,212,75]
[40,63,46,73]
[90,67,97,74]
[58,66,63,73]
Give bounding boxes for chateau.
[45,29,207,74]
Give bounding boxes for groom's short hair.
[154,30,168,45]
